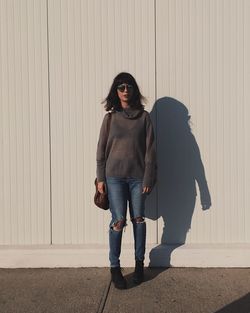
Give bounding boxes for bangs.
[114,73,136,87]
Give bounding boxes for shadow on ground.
[123,267,168,289]
[214,292,250,313]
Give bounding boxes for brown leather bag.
[94,178,109,210]
[94,113,112,210]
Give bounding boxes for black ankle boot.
[133,260,144,284]
[110,267,127,289]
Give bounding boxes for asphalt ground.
[0,268,250,313]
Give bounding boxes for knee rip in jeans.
[111,219,127,232]
[132,216,145,224]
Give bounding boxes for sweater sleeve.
[143,113,157,189]
[96,114,110,182]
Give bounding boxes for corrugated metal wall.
[1,0,250,248]
[156,0,250,244]
[47,0,156,244]
[0,0,51,244]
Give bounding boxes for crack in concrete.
[97,278,111,313]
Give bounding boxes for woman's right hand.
[97,181,106,194]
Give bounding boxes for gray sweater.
[96,107,157,188]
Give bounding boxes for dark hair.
[102,72,146,111]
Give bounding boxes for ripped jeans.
[106,177,147,268]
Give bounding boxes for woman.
[96,72,156,289]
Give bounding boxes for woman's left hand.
[142,187,151,194]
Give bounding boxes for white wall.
[0,0,51,245]
[155,0,250,244]
[0,0,250,266]
[47,0,156,244]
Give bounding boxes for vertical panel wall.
[0,0,51,244]
[156,0,250,244]
[48,0,156,244]
[1,0,250,265]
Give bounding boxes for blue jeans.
[106,177,147,268]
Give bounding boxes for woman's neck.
[120,101,130,109]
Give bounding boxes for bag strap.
[104,112,112,160]
[106,112,112,136]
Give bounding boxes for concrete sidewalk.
[0,268,250,313]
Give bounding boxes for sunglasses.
[117,83,133,92]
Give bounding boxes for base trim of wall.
[1,243,250,268]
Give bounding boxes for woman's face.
[117,83,133,104]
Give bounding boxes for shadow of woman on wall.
[145,97,212,268]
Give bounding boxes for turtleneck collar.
[117,106,144,119]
